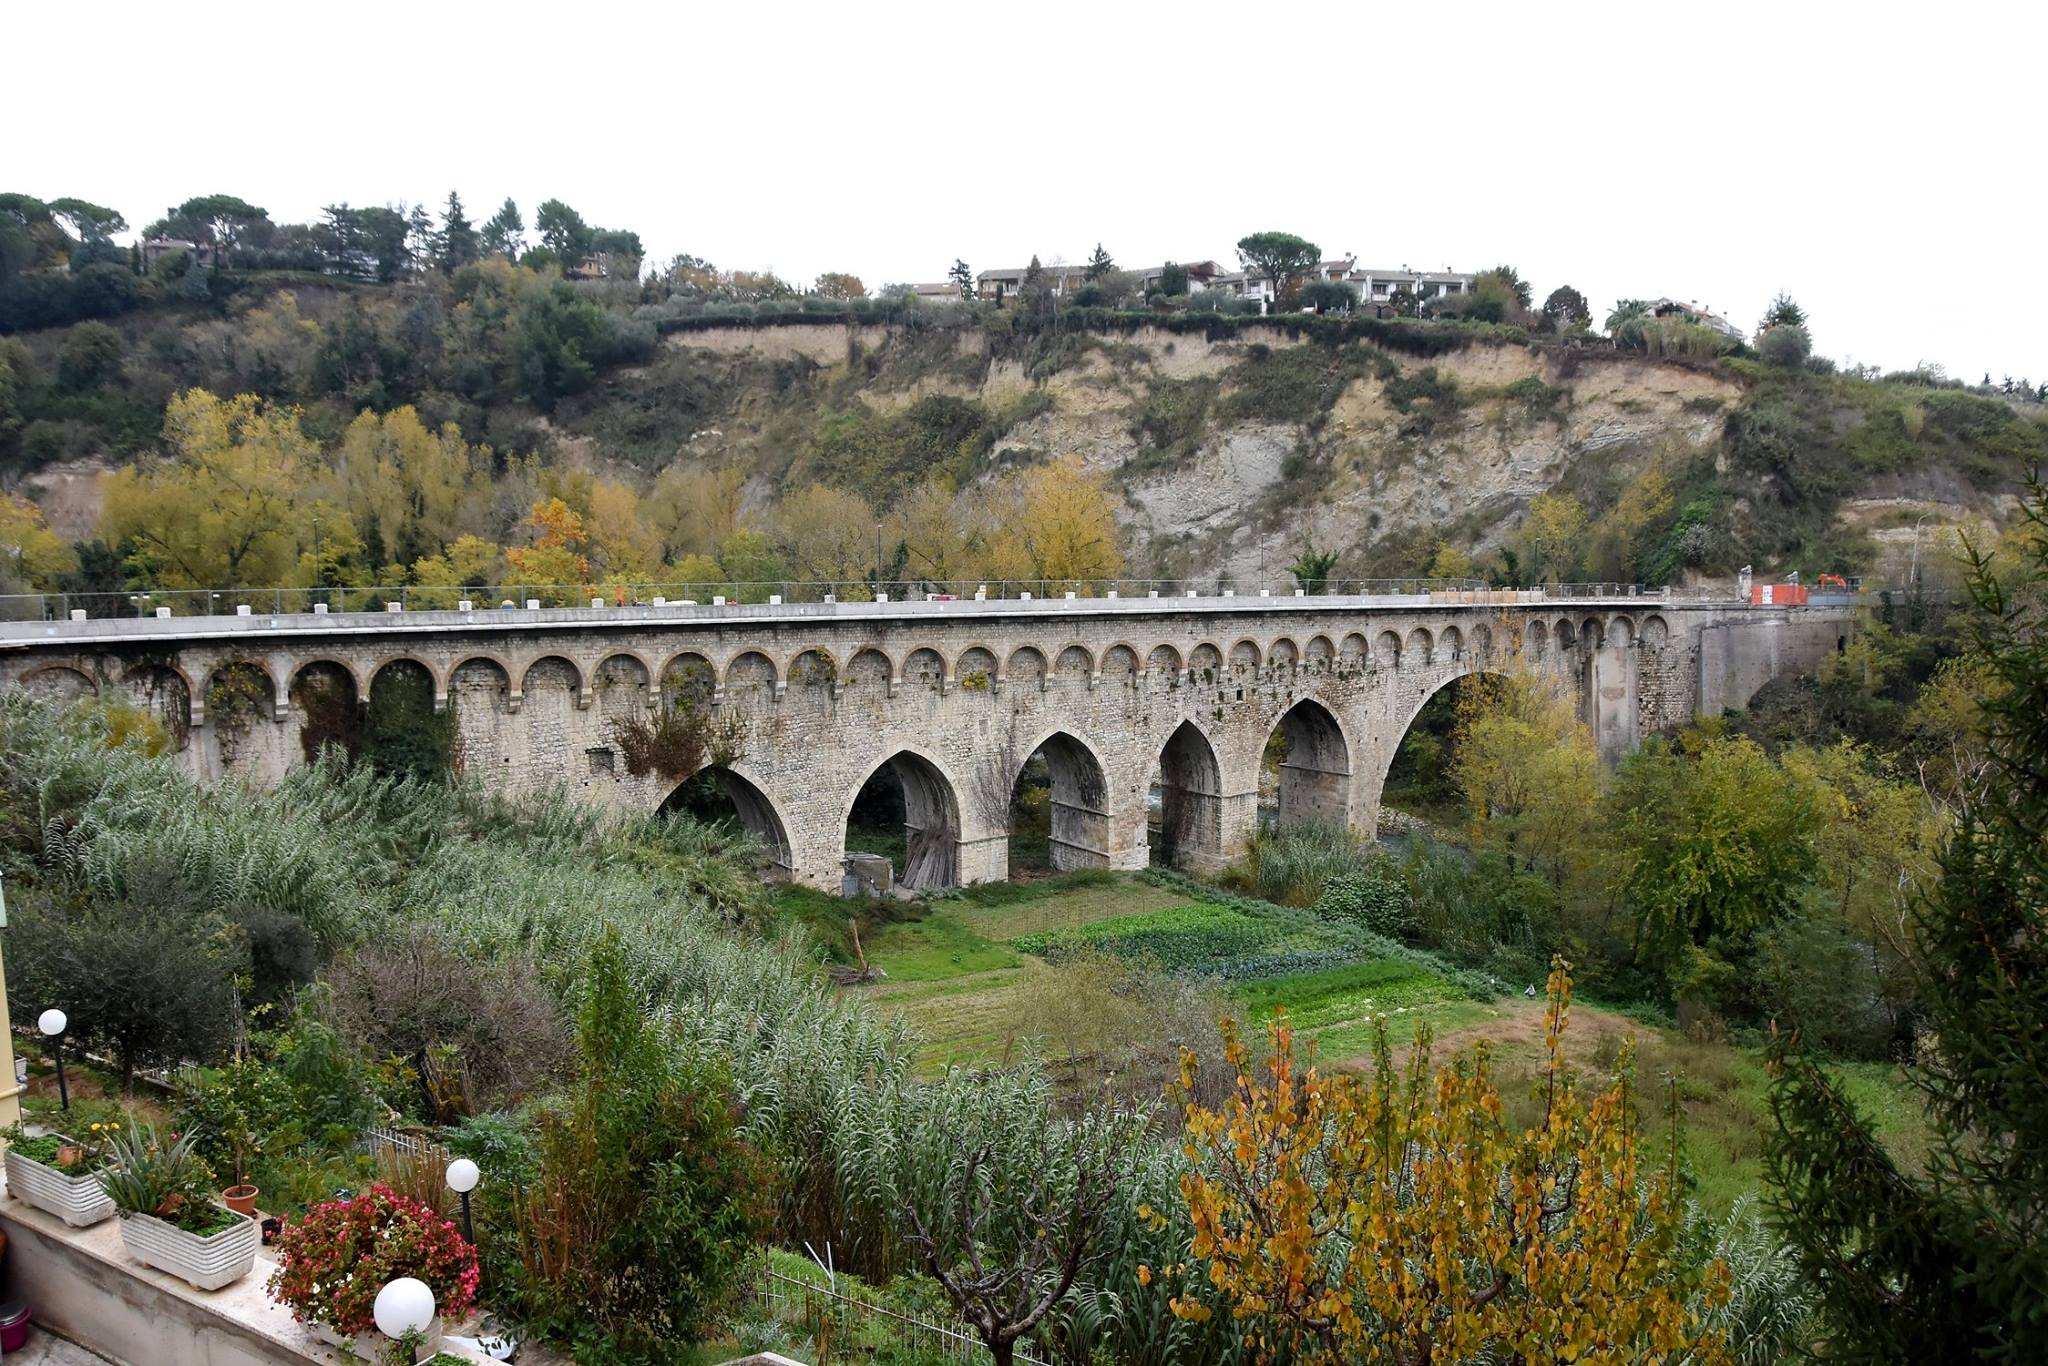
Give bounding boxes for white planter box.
[5,1144,116,1227]
[117,1204,259,1290]
[309,1314,443,1360]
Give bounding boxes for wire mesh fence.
[752,1266,1051,1366]
[0,577,1692,623]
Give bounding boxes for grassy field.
[770,870,1932,1218]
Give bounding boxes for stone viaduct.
[0,591,1851,890]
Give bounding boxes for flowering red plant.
[266,1183,480,1336]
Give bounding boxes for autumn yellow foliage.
[1169,962,1728,1364]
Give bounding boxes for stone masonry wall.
[1,600,1846,889]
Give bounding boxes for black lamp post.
[37,1009,68,1112]
[446,1157,479,1245]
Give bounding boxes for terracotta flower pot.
[221,1183,260,1216]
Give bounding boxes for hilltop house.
[976,264,1085,297]
[1210,255,1361,304]
[1137,260,1224,294]
[1647,297,1745,341]
[976,258,1220,298]
[1351,266,1478,307]
[141,237,213,269]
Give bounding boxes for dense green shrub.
[1313,869,1414,938]
[1758,324,1812,369]
[502,933,773,1362]
[1382,365,1466,436]
[3,882,241,1089]
[1752,914,1895,1059]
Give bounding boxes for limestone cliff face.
[649,322,1754,581]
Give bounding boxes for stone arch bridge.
[0,592,1849,890]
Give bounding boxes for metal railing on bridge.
[0,577,1700,623]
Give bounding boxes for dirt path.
[1332,995,1657,1074]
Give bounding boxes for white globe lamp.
[373,1276,436,1346]
[37,1008,69,1111]
[445,1157,481,1245]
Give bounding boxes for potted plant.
[100,1123,259,1291]
[268,1183,479,1361]
[176,1052,289,1218]
[4,1121,121,1227]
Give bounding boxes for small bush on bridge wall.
[611,695,744,783]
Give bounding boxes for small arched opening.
[1007,732,1112,875]
[364,658,452,783]
[845,750,962,890]
[1149,720,1223,870]
[291,661,360,762]
[205,662,277,769]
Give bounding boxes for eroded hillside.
[551,319,2040,584]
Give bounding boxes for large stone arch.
[1011,728,1113,872]
[845,748,965,889]
[1153,719,1224,871]
[662,763,793,877]
[1268,697,1353,829]
[1367,663,1518,832]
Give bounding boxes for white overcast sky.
[7,0,2043,382]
